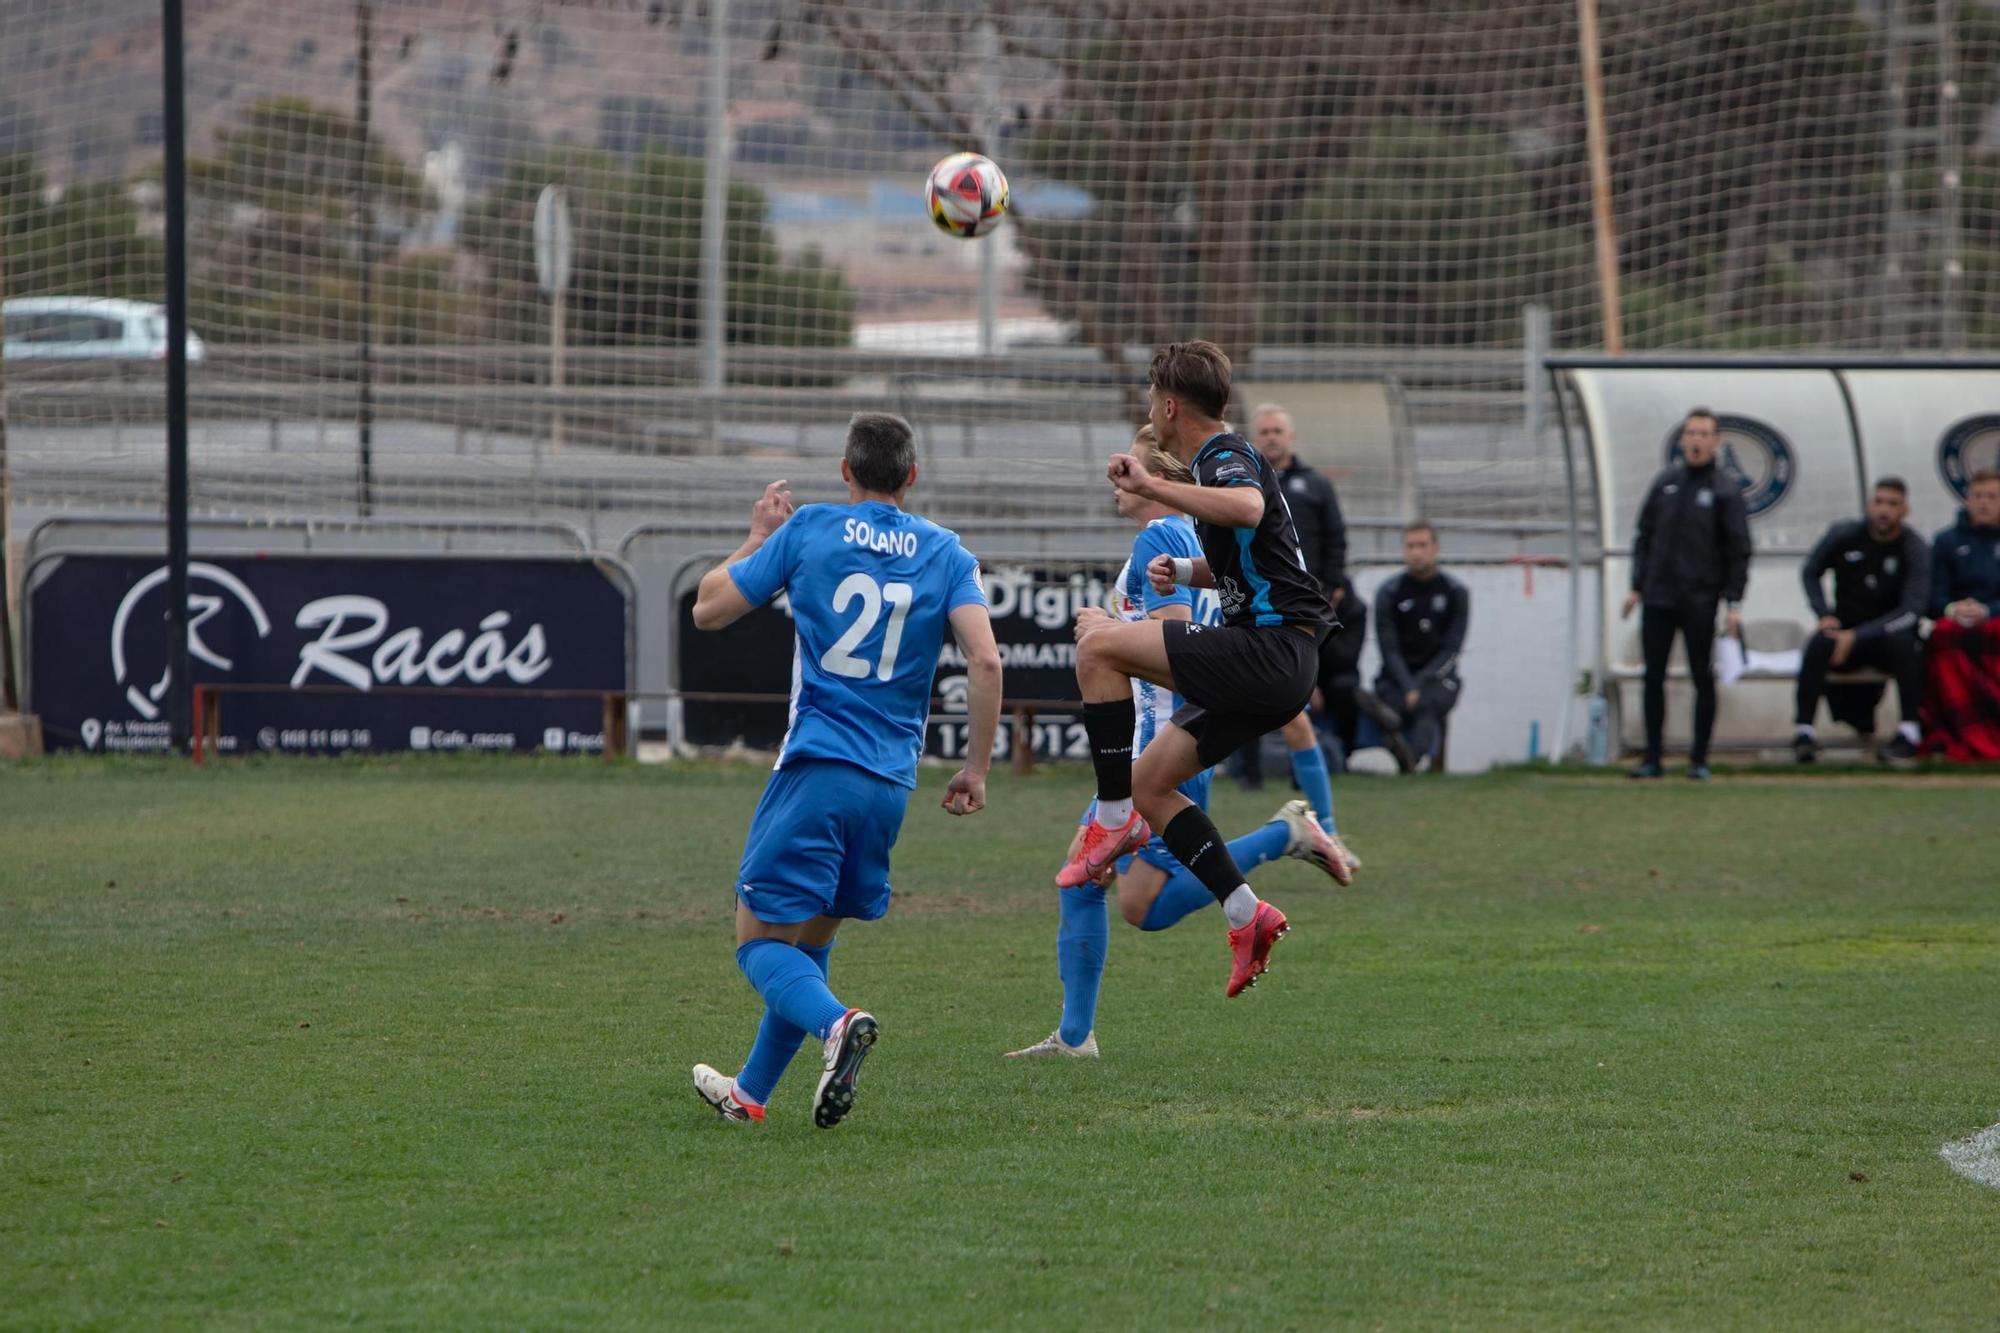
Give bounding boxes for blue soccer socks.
[736,938,849,1044]
[1057,884,1110,1046]
[1290,744,1335,833]
[1233,818,1293,876]
[734,940,833,1106]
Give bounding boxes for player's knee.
[1076,629,1117,675]
[1131,763,1176,806]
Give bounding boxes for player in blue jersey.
[687,412,1003,1128]
[1057,342,1340,997]
[1009,429,1356,1057]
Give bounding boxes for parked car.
[2,297,207,362]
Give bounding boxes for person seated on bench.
[1359,521,1468,774]
[1794,477,1929,766]
[1923,469,2000,762]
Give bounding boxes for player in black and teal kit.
[1055,341,1339,997]
[1010,429,1354,1058]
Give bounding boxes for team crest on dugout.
[1937,414,2000,502]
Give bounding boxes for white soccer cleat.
[1004,1029,1100,1058]
[691,1062,765,1123]
[813,1008,878,1129]
[1275,799,1358,886]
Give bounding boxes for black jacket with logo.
[1929,508,2000,618]
[1374,570,1469,692]
[1800,520,1929,640]
[1629,460,1752,607]
[1275,459,1347,591]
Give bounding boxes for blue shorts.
[1080,769,1211,875]
[736,759,910,924]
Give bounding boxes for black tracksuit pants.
[1641,599,1718,765]
[1794,628,1923,728]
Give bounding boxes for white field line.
[1940,1122,2000,1191]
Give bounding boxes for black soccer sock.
[1161,806,1249,905]
[1082,698,1137,802]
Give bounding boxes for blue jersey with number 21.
[728,500,986,790]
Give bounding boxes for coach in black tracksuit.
[1794,478,1929,765]
[1623,409,1752,780]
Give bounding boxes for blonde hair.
[1131,424,1194,486]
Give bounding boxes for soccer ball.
[924,152,1009,238]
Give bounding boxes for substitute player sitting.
[1009,428,1354,1058]
[687,412,1002,1128]
[1056,340,1337,997]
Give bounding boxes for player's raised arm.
[943,602,1003,815]
[693,480,794,630]
[1109,452,1264,530]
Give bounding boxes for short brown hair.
[1404,519,1438,541]
[1970,469,2000,489]
[1685,407,1720,431]
[845,412,916,494]
[1148,340,1232,419]
[1873,476,1908,496]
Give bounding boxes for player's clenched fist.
[1073,605,1115,642]
[1147,553,1180,595]
[941,768,986,816]
[1106,453,1151,495]
[750,480,794,538]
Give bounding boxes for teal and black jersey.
[1189,432,1333,631]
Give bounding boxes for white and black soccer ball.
[923,151,1009,239]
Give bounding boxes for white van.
[2,297,207,362]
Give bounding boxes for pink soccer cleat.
[1225,901,1290,997]
[1055,810,1151,888]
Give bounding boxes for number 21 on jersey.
[821,573,914,682]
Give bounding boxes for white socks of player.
[1222,884,1259,929]
[1095,797,1134,829]
[1897,721,1920,744]
[1795,724,1815,740]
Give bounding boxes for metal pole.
[1883,0,1909,348]
[1522,302,1550,443]
[1938,0,1963,352]
[1550,367,1584,765]
[1576,0,1624,355]
[551,288,566,453]
[0,256,14,714]
[975,20,999,358]
[163,0,192,751]
[355,0,375,515]
[699,0,729,450]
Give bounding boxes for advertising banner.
[28,555,628,754]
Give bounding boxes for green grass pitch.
[4,757,1998,1327]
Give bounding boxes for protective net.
[2,0,1997,548]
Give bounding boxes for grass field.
[4,756,1998,1328]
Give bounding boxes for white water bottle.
[1586,693,1610,766]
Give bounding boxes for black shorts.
[1163,620,1323,768]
